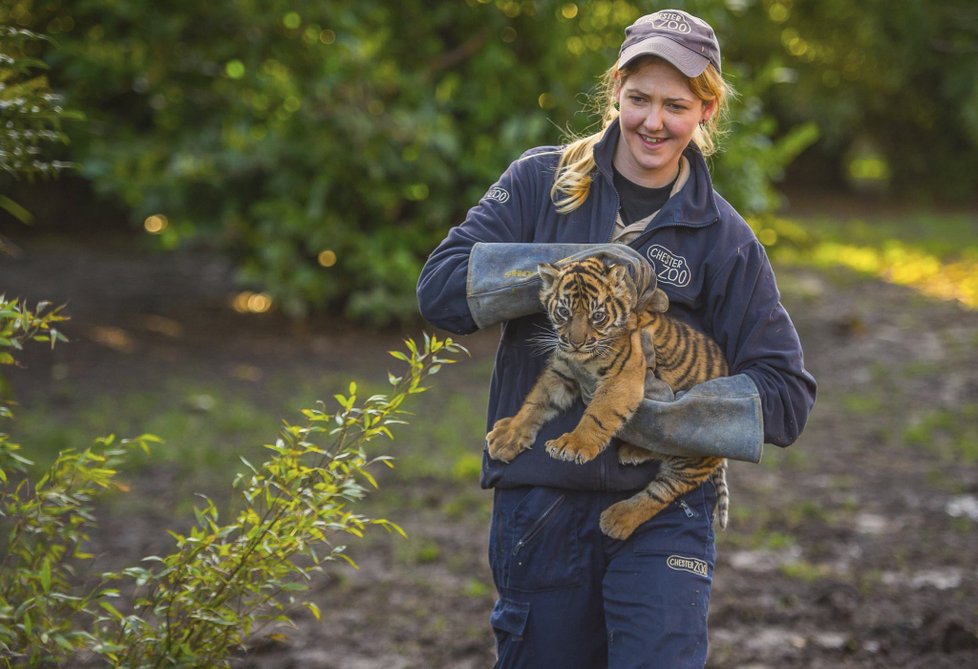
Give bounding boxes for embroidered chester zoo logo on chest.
[646,244,692,288]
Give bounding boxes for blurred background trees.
[0,25,75,230]
[2,0,976,324]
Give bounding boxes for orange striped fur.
[485,257,729,539]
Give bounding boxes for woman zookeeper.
[417,9,816,668]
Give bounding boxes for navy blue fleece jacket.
[417,121,816,491]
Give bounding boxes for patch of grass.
[395,538,442,566]
[9,357,490,501]
[950,516,974,534]
[10,382,278,490]
[393,389,488,482]
[717,523,801,554]
[769,210,978,309]
[463,578,492,598]
[760,444,811,471]
[440,489,492,523]
[798,212,978,261]
[841,391,886,415]
[780,560,829,583]
[783,499,832,526]
[731,529,798,552]
[903,404,978,463]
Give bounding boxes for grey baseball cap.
[618,9,721,77]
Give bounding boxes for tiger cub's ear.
[608,264,638,307]
[538,263,561,291]
[648,287,670,313]
[607,264,635,290]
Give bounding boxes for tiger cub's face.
[538,258,637,359]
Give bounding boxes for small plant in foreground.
[0,297,467,666]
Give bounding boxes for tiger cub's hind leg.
[599,456,722,540]
[599,490,668,541]
[616,442,656,466]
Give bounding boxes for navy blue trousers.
[488,483,717,669]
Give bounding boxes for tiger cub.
[485,256,729,540]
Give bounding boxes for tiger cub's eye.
[555,306,571,320]
[592,311,607,324]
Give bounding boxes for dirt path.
[3,231,977,668]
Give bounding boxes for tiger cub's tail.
[710,464,729,530]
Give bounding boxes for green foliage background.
[2,0,975,322]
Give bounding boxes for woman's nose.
[642,107,664,131]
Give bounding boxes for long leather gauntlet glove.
[616,373,764,463]
[466,242,653,329]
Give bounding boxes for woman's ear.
[701,99,717,124]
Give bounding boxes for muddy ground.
[3,221,977,668]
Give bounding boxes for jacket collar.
[593,119,721,230]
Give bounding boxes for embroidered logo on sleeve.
[485,186,510,204]
[646,244,692,287]
[666,555,709,577]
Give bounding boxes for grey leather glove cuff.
[466,242,652,329]
[616,373,764,463]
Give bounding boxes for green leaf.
[0,195,34,225]
[99,601,124,620]
[280,582,309,592]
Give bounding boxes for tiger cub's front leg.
[486,366,580,463]
[546,330,646,465]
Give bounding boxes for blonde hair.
[551,57,734,214]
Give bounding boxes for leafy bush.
[5,0,816,322]
[720,0,978,198]
[0,297,466,666]
[0,26,77,237]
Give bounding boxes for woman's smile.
[638,134,668,148]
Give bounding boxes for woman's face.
[614,58,714,188]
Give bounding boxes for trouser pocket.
[490,595,530,668]
[490,487,583,592]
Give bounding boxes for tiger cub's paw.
[545,433,602,465]
[486,417,535,463]
[599,499,646,540]
[616,443,654,466]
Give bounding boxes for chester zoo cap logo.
[619,8,721,76]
